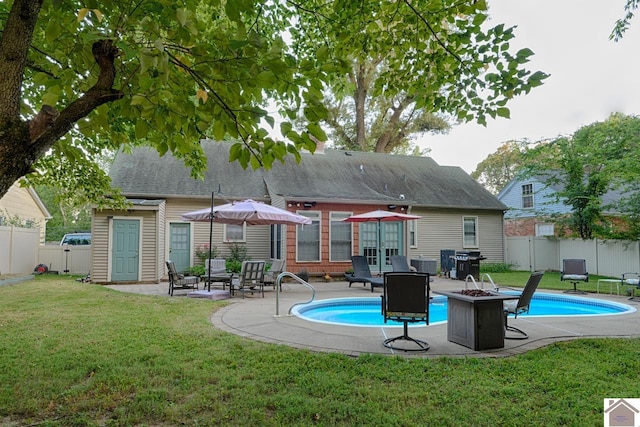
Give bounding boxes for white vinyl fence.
[506,237,640,277]
[0,225,91,275]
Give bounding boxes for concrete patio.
[107,276,640,358]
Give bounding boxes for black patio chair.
[345,255,383,292]
[166,260,199,296]
[381,272,431,351]
[622,272,640,301]
[503,271,544,339]
[560,259,588,294]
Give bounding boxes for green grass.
[481,270,623,294]
[1,274,639,426]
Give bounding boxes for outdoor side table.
[596,279,621,295]
[201,273,234,292]
[434,291,519,351]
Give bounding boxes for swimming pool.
[291,293,636,327]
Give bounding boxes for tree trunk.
[353,63,368,150]
[0,0,123,198]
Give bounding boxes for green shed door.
[169,223,191,273]
[111,219,140,282]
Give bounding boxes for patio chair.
[231,260,266,298]
[263,259,284,289]
[381,272,431,351]
[166,260,199,296]
[391,255,436,282]
[206,258,227,276]
[622,272,640,301]
[390,255,416,272]
[560,259,588,294]
[345,255,384,292]
[503,271,544,339]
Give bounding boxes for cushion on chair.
[562,274,588,281]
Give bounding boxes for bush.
[195,244,218,265]
[480,262,515,273]
[186,265,205,276]
[226,260,242,274]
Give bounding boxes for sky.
[421,0,640,174]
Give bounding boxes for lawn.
[1,274,638,426]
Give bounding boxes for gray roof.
[109,140,506,211]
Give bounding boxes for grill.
[454,251,485,281]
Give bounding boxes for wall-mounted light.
[303,201,316,209]
[387,204,397,210]
[288,203,293,207]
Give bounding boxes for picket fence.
[506,237,640,277]
[1,225,91,276]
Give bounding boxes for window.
[330,212,352,261]
[463,217,478,248]
[536,223,554,237]
[521,183,534,209]
[224,224,246,242]
[409,219,417,248]
[297,211,321,262]
[270,224,282,259]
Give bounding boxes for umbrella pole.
[208,191,214,292]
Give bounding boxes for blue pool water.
[291,293,635,327]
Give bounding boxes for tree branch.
[29,39,124,154]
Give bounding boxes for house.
[498,173,625,237]
[0,181,51,243]
[604,398,639,426]
[92,140,507,284]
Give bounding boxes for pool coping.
[208,277,640,358]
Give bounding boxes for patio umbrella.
[181,198,312,290]
[342,209,421,275]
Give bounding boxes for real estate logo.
[604,398,640,426]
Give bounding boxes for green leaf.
[212,120,226,141]
[496,107,510,118]
[176,8,188,26]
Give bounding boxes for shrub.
[480,262,515,273]
[195,244,218,265]
[186,265,205,276]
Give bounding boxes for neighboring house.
[92,140,507,284]
[0,182,51,243]
[498,173,625,237]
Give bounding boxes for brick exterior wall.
[504,218,537,237]
[285,202,383,277]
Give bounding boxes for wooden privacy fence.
[506,237,640,277]
[0,225,91,275]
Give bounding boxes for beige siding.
[91,208,162,284]
[157,203,166,281]
[166,198,271,266]
[91,209,111,283]
[407,208,505,269]
[0,183,49,243]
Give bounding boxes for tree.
[524,113,640,239]
[611,0,640,41]
[471,140,530,194]
[0,1,547,202]
[318,58,451,154]
[292,2,547,155]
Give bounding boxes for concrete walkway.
[107,277,640,358]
